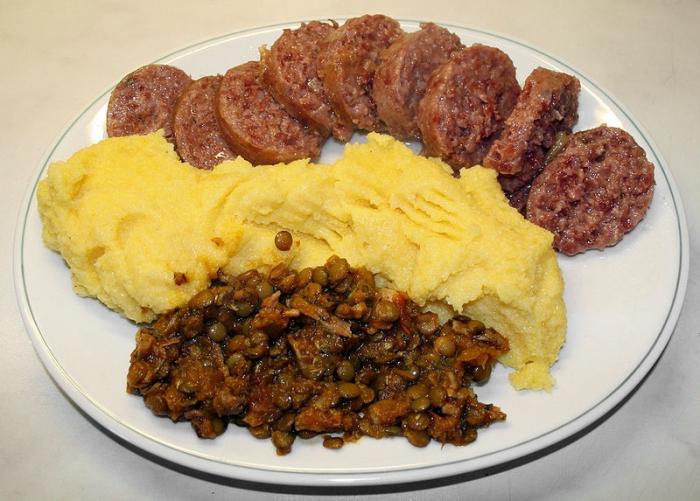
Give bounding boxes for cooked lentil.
[274,230,293,251]
[127,255,508,455]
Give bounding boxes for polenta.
[37,132,566,390]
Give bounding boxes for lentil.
[274,230,293,251]
[323,436,345,449]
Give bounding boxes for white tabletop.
[3,1,699,499]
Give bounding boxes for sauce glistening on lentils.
[127,255,509,455]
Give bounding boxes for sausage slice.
[260,21,353,142]
[526,125,655,255]
[318,15,404,131]
[216,61,323,165]
[106,64,192,140]
[373,23,463,140]
[417,44,521,173]
[483,67,580,211]
[172,75,235,169]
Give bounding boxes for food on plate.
[526,125,655,255]
[37,132,566,390]
[106,64,192,141]
[38,133,237,322]
[260,20,353,142]
[172,75,235,169]
[372,22,463,140]
[418,44,521,173]
[217,61,323,164]
[484,68,581,212]
[274,230,293,251]
[127,256,508,453]
[318,14,404,131]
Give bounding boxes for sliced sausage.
[216,61,323,165]
[504,184,532,214]
[106,64,192,140]
[372,23,463,140]
[483,67,580,211]
[498,130,574,212]
[172,75,235,170]
[526,125,655,256]
[485,68,580,176]
[317,15,404,131]
[260,21,353,142]
[417,44,521,173]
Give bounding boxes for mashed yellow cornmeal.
[37,132,565,390]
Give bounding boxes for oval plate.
[14,21,689,486]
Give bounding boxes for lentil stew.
[127,256,508,455]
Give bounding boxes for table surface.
[2,1,699,499]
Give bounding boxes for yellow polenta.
[37,132,566,390]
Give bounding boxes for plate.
[14,20,689,486]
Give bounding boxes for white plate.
[14,21,689,486]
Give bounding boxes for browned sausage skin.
[260,20,353,142]
[526,125,655,255]
[483,67,580,211]
[373,23,463,140]
[216,61,323,165]
[318,15,404,132]
[106,64,192,141]
[172,75,235,170]
[417,44,521,173]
